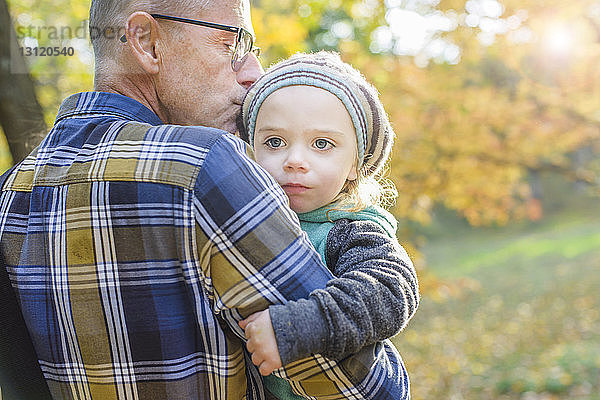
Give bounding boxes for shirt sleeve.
[270,218,420,364]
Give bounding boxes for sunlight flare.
[542,25,573,56]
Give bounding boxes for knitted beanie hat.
[241,51,394,177]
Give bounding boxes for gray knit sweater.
[269,218,420,365]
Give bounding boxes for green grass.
[424,205,600,278]
[393,204,600,399]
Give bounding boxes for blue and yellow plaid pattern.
[0,92,410,399]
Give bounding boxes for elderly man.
[0,0,412,399]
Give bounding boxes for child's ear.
[347,165,358,181]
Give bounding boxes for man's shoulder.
[120,121,226,147]
[122,121,250,155]
[103,121,252,190]
[5,120,250,192]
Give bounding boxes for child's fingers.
[259,361,275,376]
[251,351,264,367]
[259,357,281,376]
[246,338,255,353]
[239,310,263,330]
[239,316,254,330]
[242,322,256,342]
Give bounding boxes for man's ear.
[125,12,161,74]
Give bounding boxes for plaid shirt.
[0,92,410,400]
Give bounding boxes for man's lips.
[281,183,310,194]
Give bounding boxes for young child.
[238,51,420,399]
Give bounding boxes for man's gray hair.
[89,0,212,59]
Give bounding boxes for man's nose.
[237,53,264,89]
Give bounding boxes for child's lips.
[282,183,310,195]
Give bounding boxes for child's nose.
[283,149,308,172]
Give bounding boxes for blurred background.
[1,0,599,398]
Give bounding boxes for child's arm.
[242,219,419,369]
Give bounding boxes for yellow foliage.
[4,0,599,230]
[251,7,308,65]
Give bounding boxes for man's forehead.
[198,0,253,32]
[240,0,254,34]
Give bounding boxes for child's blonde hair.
[241,51,397,212]
[333,166,398,213]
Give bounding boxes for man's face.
[156,0,262,132]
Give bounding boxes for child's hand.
[239,309,282,376]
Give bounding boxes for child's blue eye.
[265,137,283,148]
[314,139,333,150]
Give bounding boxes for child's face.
[254,85,358,213]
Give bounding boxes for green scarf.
[298,204,397,264]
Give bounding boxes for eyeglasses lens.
[232,29,253,71]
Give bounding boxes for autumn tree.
[5,0,599,226]
[254,0,600,226]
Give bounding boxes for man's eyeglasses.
[120,13,260,72]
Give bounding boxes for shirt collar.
[55,91,164,126]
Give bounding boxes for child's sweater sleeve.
[269,219,420,365]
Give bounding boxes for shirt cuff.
[269,298,329,365]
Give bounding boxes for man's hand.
[239,309,282,376]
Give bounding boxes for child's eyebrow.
[308,128,348,138]
[255,126,285,134]
[256,126,349,138]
